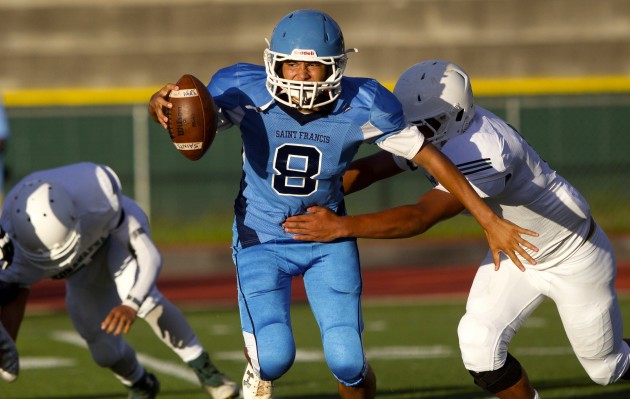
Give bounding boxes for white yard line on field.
[51,330,199,384]
[20,357,77,370]
[50,330,575,384]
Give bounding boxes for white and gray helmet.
[394,60,475,149]
[8,180,80,266]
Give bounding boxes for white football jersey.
[433,107,592,268]
[0,162,161,307]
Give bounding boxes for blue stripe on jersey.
[234,172,261,249]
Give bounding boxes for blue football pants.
[233,238,367,385]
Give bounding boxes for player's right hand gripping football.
[0,226,14,270]
[148,83,179,129]
[0,323,19,383]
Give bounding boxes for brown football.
[165,74,217,161]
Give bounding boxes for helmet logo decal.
[291,49,317,57]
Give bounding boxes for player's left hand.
[283,206,342,242]
[484,216,538,272]
[101,305,138,336]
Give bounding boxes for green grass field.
[3,297,630,399]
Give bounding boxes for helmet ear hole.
[455,109,464,122]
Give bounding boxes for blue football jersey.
[208,63,408,247]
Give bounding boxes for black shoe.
[127,372,160,399]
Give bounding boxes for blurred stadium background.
[1,0,630,270]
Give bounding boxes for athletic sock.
[187,351,225,387]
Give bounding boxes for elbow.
[152,250,163,273]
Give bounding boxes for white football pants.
[458,224,630,385]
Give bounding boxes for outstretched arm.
[287,142,539,271]
[284,188,463,241]
[410,142,538,270]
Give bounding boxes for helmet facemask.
[410,108,469,149]
[264,47,348,109]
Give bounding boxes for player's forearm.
[124,233,162,310]
[432,164,495,228]
[412,144,496,229]
[340,205,430,239]
[112,213,162,310]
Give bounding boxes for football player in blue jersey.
[148,10,538,399]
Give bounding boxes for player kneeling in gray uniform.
[0,162,239,399]
[283,61,630,398]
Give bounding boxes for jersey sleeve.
[352,80,425,158]
[377,124,425,159]
[208,63,271,132]
[110,196,162,311]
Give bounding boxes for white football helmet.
[264,9,356,110]
[8,180,80,267]
[394,60,475,149]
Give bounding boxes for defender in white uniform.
[282,60,630,398]
[0,162,238,399]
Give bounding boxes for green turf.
[2,297,630,398]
